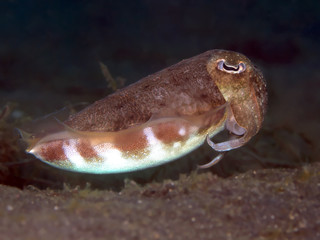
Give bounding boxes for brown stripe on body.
[39,140,67,162]
[76,139,98,159]
[152,121,191,145]
[112,128,148,153]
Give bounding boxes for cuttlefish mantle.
[25,49,267,174]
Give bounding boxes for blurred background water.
[1,0,319,94]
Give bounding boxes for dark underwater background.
[0,1,319,239]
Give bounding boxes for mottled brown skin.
[65,50,227,132]
[65,50,267,138]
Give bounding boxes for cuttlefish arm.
[198,109,247,168]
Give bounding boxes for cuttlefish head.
[206,50,268,150]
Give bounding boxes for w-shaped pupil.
[223,63,239,71]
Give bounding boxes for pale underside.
[27,106,228,174]
[30,126,223,173]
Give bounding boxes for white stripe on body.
[62,139,86,168]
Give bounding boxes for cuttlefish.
[25,50,267,174]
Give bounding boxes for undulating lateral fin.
[20,103,89,138]
[33,131,79,146]
[30,102,230,152]
[148,103,229,128]
[16,128,31,140]
[16,128,35,148]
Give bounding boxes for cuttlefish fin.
[20,103,89,138]
[16,128,36,149]
[34,117,114,145]
[148,103,229,129]
[147,108,180,122]
[19,115,91,151]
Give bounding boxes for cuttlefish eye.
[217,59,246,74]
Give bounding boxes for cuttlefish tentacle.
[198,103,249,169]
[205,104,248,152]
[205,115,248,152]
[199,129,247,169]
[206,133,247,152]
[198,152,225,169]
[198,132,245,169]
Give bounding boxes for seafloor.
[0,164,319,240]
[0,1,319,239]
